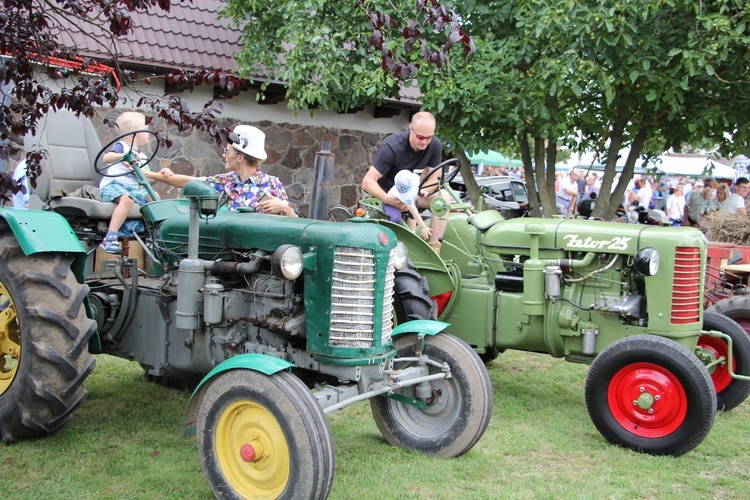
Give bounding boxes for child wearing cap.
[383,170,432,240]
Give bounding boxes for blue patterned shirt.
[199,171,290,212]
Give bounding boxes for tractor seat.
[25,109,141,220]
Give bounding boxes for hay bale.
[701,213,750,245]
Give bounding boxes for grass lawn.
[2,350,749,499]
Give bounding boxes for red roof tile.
[61,0,420,104]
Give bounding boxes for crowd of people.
[479,164,525,179]
[551,168,749,226]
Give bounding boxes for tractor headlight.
[271,244,304,280]
[392,242,408,270]
[634,247,660,276]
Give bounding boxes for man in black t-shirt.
[361,111,448,253]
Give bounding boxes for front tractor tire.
[585,335,715,456]
[196,369,334,500]
[0,231,97,442]
[699,311,750,411]
[370,333,493,458]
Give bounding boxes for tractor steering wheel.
[418,158,462,196]
[94,130,159,178]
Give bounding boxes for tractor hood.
[481,217,706,257]
[156,207,398,259]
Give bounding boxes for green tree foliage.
[226,0,749,218]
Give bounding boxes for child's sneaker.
[99,235,121,255]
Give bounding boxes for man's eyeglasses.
[410,127,434,141]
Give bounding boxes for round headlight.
[392,241,408,270]
[634,247,660,276]
[271,244,304,280]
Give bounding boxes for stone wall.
[94,109,389,215]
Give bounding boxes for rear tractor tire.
[0,231,97,442]
[585,335,715,456]
[196,369,334,500]
[370,332,493,458]
[393,264,436,324]
[707,295,750,337]
[698,311,750,411]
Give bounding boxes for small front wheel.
[370,333,493,458]
[585,335,715,456]
[196,370,334,499]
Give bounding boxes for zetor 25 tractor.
[0,121,492,498]
[360,159,750,457]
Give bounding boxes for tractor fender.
[0,208,87,282]
[0,207,84,255]
[182,354,294,436]
[392,319,451,338]
[366,219,455,295]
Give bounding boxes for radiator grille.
[671,246,702,324]
[330,246,395,348]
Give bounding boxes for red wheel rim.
[607,362,687,438]
[698,334,735,393]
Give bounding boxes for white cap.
[394,170,419,205]
[231,125,267,160]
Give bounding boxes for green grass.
[2,351,750,499]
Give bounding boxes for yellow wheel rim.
[0,282,21,396]
[215,400,290,498]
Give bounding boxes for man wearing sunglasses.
[361,111,448,253]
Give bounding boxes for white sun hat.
[231,125,268,160]
[394,170,420,205]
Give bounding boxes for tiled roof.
[60,1,241,72]
[58,1,420,104]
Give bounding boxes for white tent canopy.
[649,156,736,179]
[558,152,736,180]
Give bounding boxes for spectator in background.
[11,160,29,209]
[722,177,749,215]
[699,187,721,217]
[683,178,694,201]
[684,177,717,226]
[636,176,653,209]
[584,174,600,199]
[667,185,685,226]
[652,181,666,210]
[576,172,587,200]
[556,169,579,213]
[716,183,731,213]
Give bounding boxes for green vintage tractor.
[0,113,493,499]
[359,159,750,457]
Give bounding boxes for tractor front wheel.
[0,230,97,442]
[585,335,715,456]
[196,369,334,500]
[699,311,750,411]
[370,332,493,457]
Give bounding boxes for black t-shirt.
[372,131,443,192]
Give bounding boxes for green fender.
[182,354,294,436]
[393,319,450,337]
[0,207,87,282]
[365,219,455,295]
